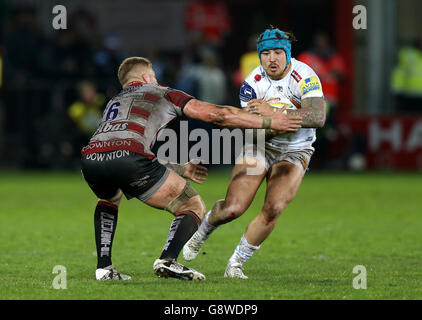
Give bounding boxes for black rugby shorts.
[81,150,169,202]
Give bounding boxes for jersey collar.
[127,81,144,87]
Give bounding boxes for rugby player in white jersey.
[80,56,302,281]
[183,27,327,279]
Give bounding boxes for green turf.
[0,170,421,300]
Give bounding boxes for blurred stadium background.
[1,0,422,171]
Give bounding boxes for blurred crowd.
[0,5,124,168]
[391,33,422,113]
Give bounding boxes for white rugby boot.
[153,258,206,281]
[183,231,207,261]
[95,265,131,280]
[224,262,248,279]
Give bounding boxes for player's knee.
[166,181,202,216]
[178,195,206,220]
[191,195,206,219]
[222,201,244,221]
[260,211,278,227]
[261,202,285,223]
[100,189,123,207]
[263,190,296,219]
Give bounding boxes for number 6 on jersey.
[105,102,120,121]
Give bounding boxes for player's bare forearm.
[286,97,326,128]
[184,99,302,132]
[184,99,266,129]
[214,105,302,132]
[210,105,266,129]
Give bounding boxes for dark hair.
[261,25,297,42]
[284,31,297,42]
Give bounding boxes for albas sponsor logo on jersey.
[300,77,321,95]
[94,121,128,136]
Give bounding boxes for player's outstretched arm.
[245,97,326,128]
[286,97,326,128]
[183,99,302,132]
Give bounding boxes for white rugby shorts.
[237,143,314,175]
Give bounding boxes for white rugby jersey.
[239,58,324,151]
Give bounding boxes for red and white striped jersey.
[81,82,193,158]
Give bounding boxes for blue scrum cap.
[256,28,292,68]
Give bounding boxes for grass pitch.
[0,170,421,300]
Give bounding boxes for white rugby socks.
[228,234,260,266]
[197,210,218,239]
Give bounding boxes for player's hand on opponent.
[245,99,302,132]
[271,111,302,132]
[182,159,208,184]
[245,99,281,115]
[246,98,303,134]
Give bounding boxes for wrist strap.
[178,164,186,176]
[262,115,272,129]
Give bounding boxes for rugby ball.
[265,98,297,139]
[267,97,297,114]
